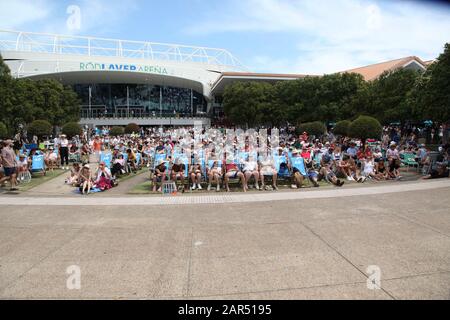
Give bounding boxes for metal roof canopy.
[0,29,248,71]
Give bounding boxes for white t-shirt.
[364,160,375,174]
[60,139,69,148]
[243,160,257,172]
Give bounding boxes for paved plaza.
[0,177,449,300]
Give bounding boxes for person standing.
[0,140,19,191]
[59,134,69,170]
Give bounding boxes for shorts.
[227,171,239,179]
[308,171,318,179]
[4,167,16,177]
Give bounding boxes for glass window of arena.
[73,84,207,117]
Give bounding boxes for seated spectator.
[346,142,358,160]
[95,162,113,191]
[171,158,186,191]
[259,154,278,191]
[45,147,58,171]
[111,154,126,177]
[65,163,81,186]
[17,154,29,179]
[423,147,449,179]
[79,164,93,195]
[361,155,378,180]
[373,148,383,163]
[189,162,203,190]
[242,154,260,190]
[336,155,355,181]
[318,153,344,187]
[207,160,222,192]
[126,148,137,173]
[375,160,389,180]
[289,149,307,189]
[223,159,246,192]
[152,159,168,192]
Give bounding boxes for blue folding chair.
[290,156,308,176]
[31,155,46,176]
[100,152,113,169]
[135,153,142,168]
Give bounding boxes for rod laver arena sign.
[79,62,169,75]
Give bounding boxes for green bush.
[296,121,327,137]
[0,121,8,139]
[110,126,124,137]
[348,116,382,142]
[333,120,351,136]
[125,123,140,134]
[61,122,81,138]
[28,120,53,138]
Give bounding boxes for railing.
[80,107,208,119]
[0,29,248,71]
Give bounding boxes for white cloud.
[186,0,450,74]
[0,0,138,35]
[0,0,52,30]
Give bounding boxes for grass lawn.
[16,169,66,192]
[115,168,147,183]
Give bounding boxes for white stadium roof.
[0,29,248,71]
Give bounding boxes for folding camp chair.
[401,153,419,172]
[290,156,311,187]
[100,152,113,169]
[31,155,46,176]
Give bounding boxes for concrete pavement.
[0,179,449,299]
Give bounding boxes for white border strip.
[1,180,449,206]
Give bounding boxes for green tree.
[364,68,421,125]
[62,122,81,138]
[296,121,327,137]
[348,116,382,145]
[28,120,53,139]
[125,123,140,134]
[410,43,450,124]
[0,121,8,139]
[110,126,124,137]
[223,82,277,127]
[333,120,351,136]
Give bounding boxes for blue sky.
[1,0,449,74]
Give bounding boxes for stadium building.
[0,30,431,127]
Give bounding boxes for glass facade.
[73,83,208,118]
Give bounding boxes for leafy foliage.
[110,126,125,137]
[348,116,383,141]
[28,120,53,138]
[0,121,8,139]
[333,120,352,136]
[296,121,327,137]
[0,54,81,134]
[62,122,81,138]
[125,123,140,134]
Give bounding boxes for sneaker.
[291,184,298,189]
[207,184,211,191]
[216,185,220,192]
[197,184,202,190]
[255,184,260,190]
[338,180,345,187]
[273,185,278,191]
[191,184,196,190]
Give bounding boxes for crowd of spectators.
[1,125,449,193]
